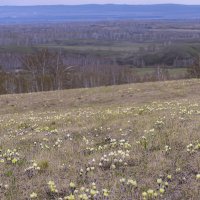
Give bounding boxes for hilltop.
[1,4,200,24]
[0,79,200,199]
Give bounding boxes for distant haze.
[0,0,200,6]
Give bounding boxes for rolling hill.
[1,4,200,24]
[0,79,200,199]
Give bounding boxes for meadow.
[0,79,200,200]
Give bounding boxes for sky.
[0,0,200,5]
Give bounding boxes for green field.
[40,42,155,53]
[134,68,187,78]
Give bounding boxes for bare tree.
[21,49,73,92]
[188,55,200,78]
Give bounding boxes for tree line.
[0,49,199,95]
[1,21,200,47]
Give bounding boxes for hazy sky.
[0,0,200,5]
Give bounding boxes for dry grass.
[0,79,200,200]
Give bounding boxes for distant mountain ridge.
[0,4,200,24]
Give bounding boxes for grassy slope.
[0,79,200,199]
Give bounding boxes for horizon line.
[0,3,200,6]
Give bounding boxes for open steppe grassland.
[0,79,200,200]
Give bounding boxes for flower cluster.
[30,192,38,199]
[186,141,200,154]
[120,178,137,187]
[164,145,171,154]
[53,138,63,148]
[0,148,20,164]
[48,181,58,193]
[136,136,148,150]
[99,149,130,169]
[85,138,131,154]
[154,119,165,129]
[57,182,110,200]
[142,175,172,200]
[25,161,41,178]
